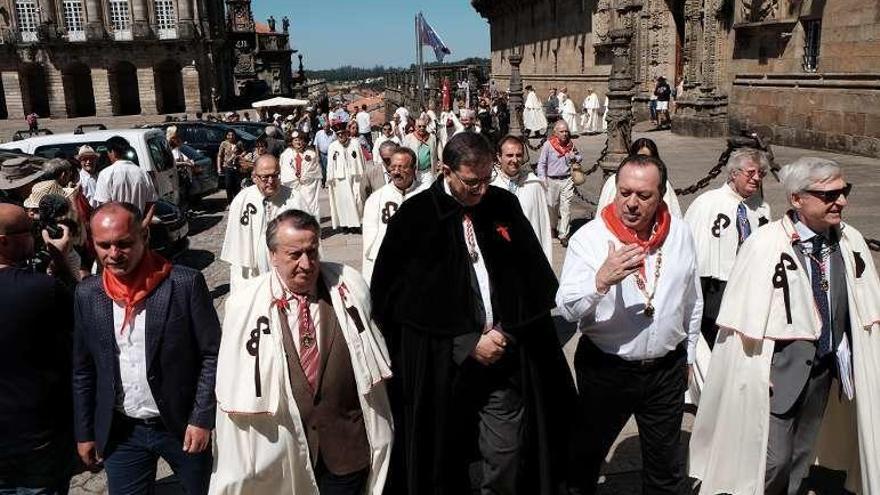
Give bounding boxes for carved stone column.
[507,50,524,138]
[177,0,196,39]
[84,0,104,40]
[600,28,635,176]
[131,0,151,39]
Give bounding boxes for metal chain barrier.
[674,130,777,197]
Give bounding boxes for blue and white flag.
[418,13,451,63]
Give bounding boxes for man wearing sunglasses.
[221,154,307,294]
[683,148,773,401]
[691,157,880,495]
[371,132,576,494]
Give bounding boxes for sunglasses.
[802,183,852,203]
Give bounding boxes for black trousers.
[223,167,240,204]
[573,337,687,495]
[700,277,727,349]
[314,458,368,495]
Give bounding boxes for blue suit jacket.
[72,265,220,455]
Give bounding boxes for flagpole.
[416,12,424,111]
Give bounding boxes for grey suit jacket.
[363,163,388,199]
[770,243,849,415]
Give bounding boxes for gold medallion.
[644,304,655,318]
[820,278,829,292]
[301,334,315,349]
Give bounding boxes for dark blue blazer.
[72,265,220,455]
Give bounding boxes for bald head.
[0,204,34,265]
[0,203,30,235]
[91,202,148,278]
[253,154,281,197]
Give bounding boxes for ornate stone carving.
[741,0,779,22]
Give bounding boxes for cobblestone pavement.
[68,127,879,494]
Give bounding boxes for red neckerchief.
[601,202,671,271]
[102,250,172,334]
[548,135,574,157]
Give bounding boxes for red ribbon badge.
[496,224,511,242]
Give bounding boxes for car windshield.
[34,141,139,166]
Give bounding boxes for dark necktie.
[736,203,751,246]
[810,236,832,357]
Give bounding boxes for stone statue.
[267,15,276,32]
[282,16,290,33]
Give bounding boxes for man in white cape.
[689,157,880,495]
[361,147,426,284]
[560,94,581,135]
[491,135,553,263]
[279,131,322,219]
[211,210,393,495]
[326,123,365,233]
[683,148,772,404]
[581,89,602,135]
[523,85,548,136]
[221,155,307,294]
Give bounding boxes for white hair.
[554,119,569,133]
[460,109,475,119]
[779,157,842,196]
[265,126,277,137]
[726,148,771,176]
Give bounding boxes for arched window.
[14,0,39,42]
[62,0,85,41]
[154,0,176,39]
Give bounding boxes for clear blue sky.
[251,1,490,70]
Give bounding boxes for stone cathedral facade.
[0,0,297,119]
[472,0,880,158]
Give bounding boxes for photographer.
[0,203,77,493]
[23,181,83,283]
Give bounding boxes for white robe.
[597,174,682,217]
[220,185,307,294]
[211,263,393,495]
[689,215,880,495]
[581,93,602,134]
[491,171,553,264]
[361,180,427,285]
[561,98,581,134]
[523,90,548,134]
[326,140,365,228]
[371,135,400,163]
[682,182,771,404]
[279,147,322,219]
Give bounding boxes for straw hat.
[23,179,65,209]
[0,156,44,190]
[75,145,99,159]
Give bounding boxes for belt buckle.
[639,358,657,366]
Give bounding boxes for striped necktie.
[736,202,751,246]
[291,293,320,392]
[810,237,832,358]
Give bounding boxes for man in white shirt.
[361,147,425,284]
[93,136,158,219]
[491,135,552,263]
[556,154,702,495]
[220,155,308,293]
[75,145,100,207]
[326,123,365,233]
[312,121,336,188]
[356,105,373,150]
[371,123,400,162]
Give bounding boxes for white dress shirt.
[113,302,160,419]
[93,160,159,213]
[443,180,493,330]
[78,168,98,207]
[556,215,703,363]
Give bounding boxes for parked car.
[151,199,189,258]
[228,121,274,139]
[144,122,256,164]
[0,128,182,207]
[12,128,53,141]
[175,144,218,200]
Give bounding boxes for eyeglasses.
[802,183,852,203]
[453,169,497,192]
[255,172,280,182]
[739,168,767,179]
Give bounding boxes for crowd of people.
[1,92,879,495]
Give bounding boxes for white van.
[0,128,181,205]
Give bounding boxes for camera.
[28,194,78,274]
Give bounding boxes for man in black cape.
[371,132,576,494]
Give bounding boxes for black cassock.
[371,179,576,494]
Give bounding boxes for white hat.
[286,114,295,121]
[75,145,98,158]
[273,113,281,119]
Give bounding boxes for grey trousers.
[765,364,832,495]
[477,385,524,495]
